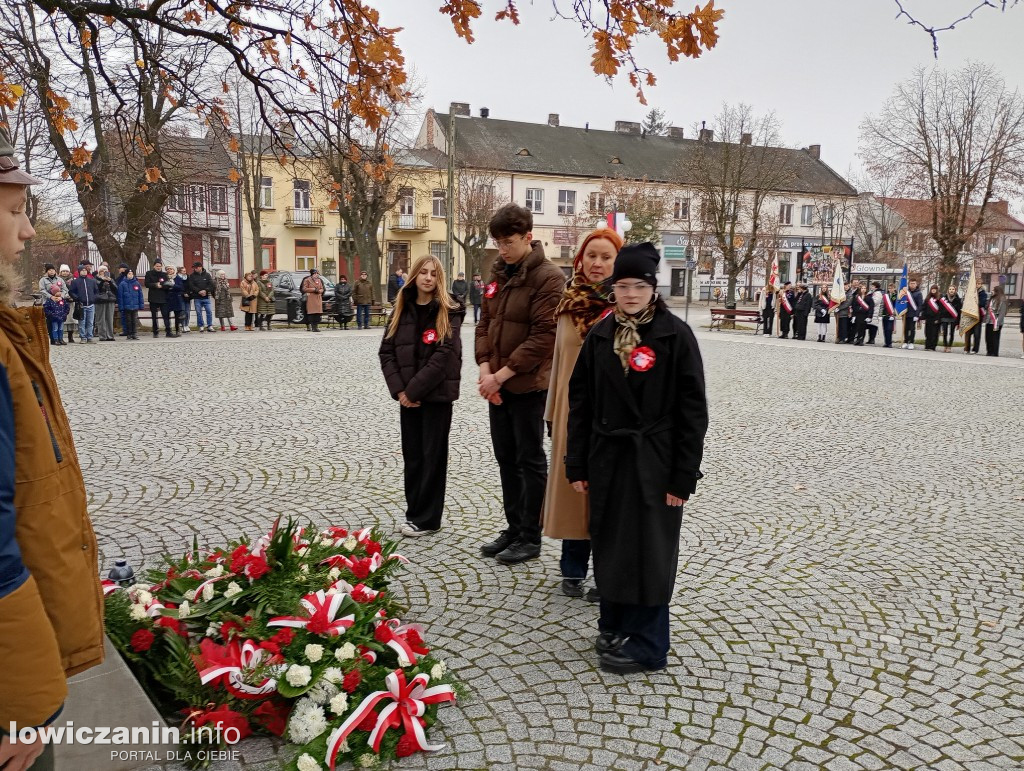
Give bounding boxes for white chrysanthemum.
[296,753,321,771]
[129,603,148,622]
[184,589,197,601]
[328,692,349,715]
[128,586,153,605]
[204,564,224,578]
[323,667,343,684]
[335,642,357,662]
[202,583,215,601]
[305,643,324,662]
[178,600,191,618]
[430,660,447,679]
[307,679,339,707]
[357,753,377,768]
[287,701,328,744]
[328,567,341,580]
[342,536,357,551]
[300,563,309,574]
[223,581,243,599]
[325,727,350,754]
[205,624,219,637]
[286,664,312,687]
[318,536,333,547]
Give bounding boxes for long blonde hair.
[385,255,459,340]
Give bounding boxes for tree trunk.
[351,232,382,303]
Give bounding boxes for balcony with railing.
[391,212,430,231]
[285,207,325,227]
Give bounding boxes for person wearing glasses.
[476,204,565,566]
[565,243,708,675]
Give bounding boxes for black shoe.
[595,632,626,655]
[599,650,667,674]
[585,587,600,603]
[495,540,541,565]
[480,530,515,558]
[561,579,584,598]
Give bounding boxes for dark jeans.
[866,323,878,344]
[473,304,481,323]
[904,319,917,344]
[985,324,1001,356]
[150,302,170,334]
[854,317,867,344]
[245,311,255,327]
[941,322,955,347]
[924,319,940,350]
[47,318,64,341]
[308,313,322,330]
[793,314,808,340]
[761,312,773,335]
[883,318,894,346]
[124,310,138,337]
[119,308,128,334]
[356,304,370,328]
[400,402,453,530]
[966,323,983,353]
[599,599,670,668]
[488,389,548,545]
[560,539,591,580]
[778,312,792,337]
[836,315,848,342]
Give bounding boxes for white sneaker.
[399,522,439,538]
[908,344,914,350]
[182,326,190,333]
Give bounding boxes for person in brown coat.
[239,271,259,330]
[476,204,565,565]
[352,270,373,329]
[542,227,622,599]
[379,255,464,537]
[301,267,325,332]
[0,129,104,770]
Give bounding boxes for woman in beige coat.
[239,271,259,330]
[542,227,623,599]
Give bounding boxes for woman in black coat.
[379,255,464,537]
[851,286,873,346]
[812,288,831,342]
[938,284,962,352]
[920,284,942,351]
[566,243,708,675]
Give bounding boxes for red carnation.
[349,559,370,579]
[396,733,419,758]
[251,699,289,737]
[244,554,270,580]
[357,710,379,732]
[273,628,295,646]
[130,628,155,652]
[192,704,251,741]
[351,586,372,603]
[327,527,348,539]
[374,624,393,643]
[342,669,362,693]
[229,544,249,574]
[404,629,423,648]
[363,540,382,556]
[220,620,243,641]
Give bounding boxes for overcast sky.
[377,0,1022,204]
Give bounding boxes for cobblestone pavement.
[51,314,1024,771]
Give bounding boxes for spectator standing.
[300,267,325,332]
[188,261,216,332]
[386,267,405,303]
[899,279,924,349]
[541,227,622,600]
[966,285,988,355]
[379,256,464,537]
[777,281,795,338]
[59,264,78,344]
[921,284,942,351]
[163,265,184,337]
[835,281,852,344]
[43,284,69,345]
[256,269,275,330]
[984,285,1007,357]
[94,265,119,341]
[68,262,98,343]
[451,271,468,305]
[176,265,192,332]
[565,242,708,675]
[476,204,565,566]
[239,271,259,331]
[469,273,484,323]
[792,283,812,340]
[335,275,354,330]
[214,270,237,331]
[939,284,961,353]
[117,269,144,339]
[352,270,373,329]
[144,258,172,338]
[758,283,775,336]
[38,263,67,301]
[812,287,831,342]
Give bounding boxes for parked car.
[268,271,338,324]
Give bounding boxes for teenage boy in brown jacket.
[0,129,104,770]
[476,204,565,565]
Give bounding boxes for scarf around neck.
[555,275,611,338]
[612,301,657,373]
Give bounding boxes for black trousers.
[400,402,453,530]
[941,322,955,347]
[985,324,1001,356]
[599,599,670,667]
[488,389,547,544]
[883,318,894,346]
[150,302,170,334]
[124,310,138,337]
[924,320,940,350]
[761,312,773,335]
[308,313,322,330]
[793,314,808,340]
[966,324,983,353]
[257,313,272,329]
[778,312,792,337]
[245,311,255,327]
[904,319,917,344]
[867,323,878,344]
[560,539,591,580]
[837,316,849,342]
[854,317,867,343]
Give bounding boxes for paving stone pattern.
[52,317,1024,770]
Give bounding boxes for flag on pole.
[768,253,779,288]
[828,259,844,310]
[894,263,910,317]
[959,263,979,339]
[605,212,630,239]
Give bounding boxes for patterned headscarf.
[612,301,657,373]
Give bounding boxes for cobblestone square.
[52,317,1024,770]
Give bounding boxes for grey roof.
[434,113,857,197]
[396,147,446,169]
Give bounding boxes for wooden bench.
[710,307,762,333]
[312,303,392,329]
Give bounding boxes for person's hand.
[397,392,420,408]
[486,392,503,406]
[0,733,45,771]
[478,373,501,398]
[572,481,588,493]
[666,494,686,507]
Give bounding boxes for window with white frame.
[398,188,414,216]
[293,179,311,210]
[429,241,447,261]
[431,189,446,218]
[821,205,835,228]
[525,188,543,213]
[208,185,228,214]
[984,237,998,252]
[1004,273,1018,296]
[188,184,206,212]
[673,198,690,220]
[779,203,793,225]
[557,190,576,216]
[168,185,187,211]
[589,192,606,213]
[800,205,814,226]
[259,176,274,208]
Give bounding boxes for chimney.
[806,144,821,159]
[585,122,589,132]
[480,107,490,118]
[668,126,685,140]
[698,128,714,142]
[740,133,752,145]
[614,121,642,135]
[450,102,470,117]
[425,108,435,146]
[547,113,559,128]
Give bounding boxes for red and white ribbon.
[927,297,939,312]
[267,590,354,636]
[325,669,456,770]
[856,296,869,311]
[197,639,279,699]
[193,573,237,601]
[988,306,996,325]
[939,297,957,317]
[101,579,122,596]
[781,294,793,313]
[376,619,429,665]
[906,291,918,311]
[883,294,895,315]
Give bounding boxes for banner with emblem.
[829,260,844,310]
[959,263,980,339]
[894,264,910,317]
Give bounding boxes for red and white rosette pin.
[629,346,656,372]
[422,328,438,344]
[484,281,498,298]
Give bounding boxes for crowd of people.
[757,277,1020,357]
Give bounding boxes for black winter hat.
[611,242,660,287]
[43,262,55,271]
